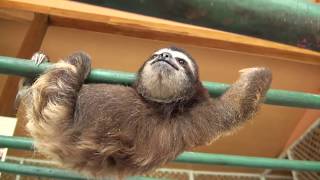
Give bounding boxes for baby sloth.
[17,47,272,178]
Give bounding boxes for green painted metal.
[0,135,33,151]
[176,152,320,172]
[0,135,33,150]
[1,135,320,172]
[78,0,320,51]
[1,56,320,109]
[0,161,163,180]
[0,161,85,180]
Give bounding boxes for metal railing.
[1,56,320,109]
[0,135,320,173]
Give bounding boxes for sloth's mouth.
[151,59,179,71]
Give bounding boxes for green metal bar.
[1,56,320,109]
[176,152,320,172]
[0,161,85,180]
[0,161,163,180]
[1,135,320,172]
[78,0,320,51]
[0,135,34,150]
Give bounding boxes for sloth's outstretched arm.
[188,68,272,146]
[215,67,272,132]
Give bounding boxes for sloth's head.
[135,47,201,103]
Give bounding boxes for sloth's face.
[136,47,199,103]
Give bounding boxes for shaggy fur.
[16,48,272,179]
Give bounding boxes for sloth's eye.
[176,58,186,65]
[151,54,158,59]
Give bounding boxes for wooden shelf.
[1,0,320,64]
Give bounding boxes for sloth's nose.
[159,52,172,60]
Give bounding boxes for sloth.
[16,47,272,178]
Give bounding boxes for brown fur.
[17,49,272,179]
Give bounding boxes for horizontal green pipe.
[0,135,33,150]
[177,152,320,172]
[1,135,320,172]
[0,161,86,180]
[1,56,320,109]
[0,161,163,180]
[79,0,320,51]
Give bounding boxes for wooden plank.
[0,8,33,23]
[0,0,320,64]
[0,13,48,117]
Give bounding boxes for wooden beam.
[0,13,48,117]
[0,8,33,23]
[1,13,48,158]
[0,0,320,64]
